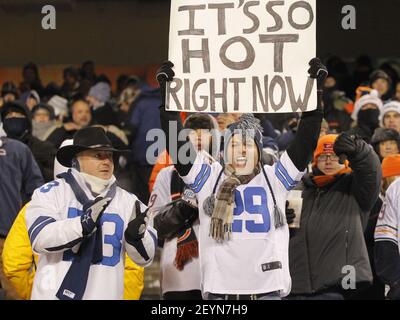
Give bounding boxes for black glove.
[125,201,149,243]
[308,58,328,90]
[156,61,175,106]
[81,197,111,236]
[285,201,296,225]
[154,199,199,240]
[287,118,299,132]
[333,132,358,162]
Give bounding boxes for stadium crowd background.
[0,0,400,300]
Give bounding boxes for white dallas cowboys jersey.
[149,166,201,295]
[181,151,305,297]
[375,178,400,251]
[25,169,156,300]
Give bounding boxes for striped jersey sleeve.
[181,151,212,194]
[25,180,84,254]
[272,151,305,193]
[375,184,399,246]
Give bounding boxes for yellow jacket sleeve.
[2,204,36,300]
[124,254,144,300]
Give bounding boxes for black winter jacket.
[289,140,381,295]
[1,102,56,182]
[26,135,56,182]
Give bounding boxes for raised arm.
[334,132,381,214]
[286,58,327,172]
[124,201,157,267]
[157,61,197,177]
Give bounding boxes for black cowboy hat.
[56,126,130,167]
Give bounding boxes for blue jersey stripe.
[275,168,292,191]
[29,216,56,244]
[148,229,157,250]
[276,161,297,186]
[188,164,208,190]
[28,216,52,239]
[192,165,211,193]
[46,237,83,252]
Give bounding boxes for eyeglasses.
[318,154,339,162]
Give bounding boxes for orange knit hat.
[382,154,400,178]
[313,134,339,165]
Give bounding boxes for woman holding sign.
[134,58,326,300]
[151,59,327,300]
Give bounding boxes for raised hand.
[156,61,175,106]
[333,132,358,163]
[125,201,149,242]
[308,58,328,90]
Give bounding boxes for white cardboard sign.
[167,0,317,113]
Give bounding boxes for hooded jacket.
[289,139,381,295]
[1,103,57,182]
[0,137,44,236]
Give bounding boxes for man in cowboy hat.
[25,126,156,300]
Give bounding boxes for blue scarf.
[55,169,117,300]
